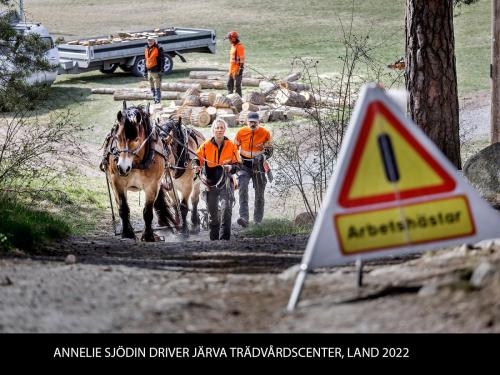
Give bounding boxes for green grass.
[0,196,71,251]
[241,218,311,238]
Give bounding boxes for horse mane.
[122,105,150,140]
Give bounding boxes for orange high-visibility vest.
[145,45,159,70]
[229,42,245,77]
[234,126,272,159]
[196,137,241,168]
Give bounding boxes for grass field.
[8,0,492,239]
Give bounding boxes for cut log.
[114,90,152,101]
[161,82,201,92]
[189,71,228,79]
[238,110,249,124]
[216,108,234,116]
[185,87,201,97]
[177,79,226,90]
[206,106,218,116]
[269,109,286,122]
[242,102,259,112]
[172,100,183,106]
[274,89,308,108]
[258,110,270,123]
[217,114,237,128]
[279,81,311,92]
[179,107,193,125]
[283,72,301,82]
[259,80,278,96]
[183,95,201,107]
[227,93,243,112]
[190,108,211,127]
[200,92,216,107]
[213,94,231,108]
[258,105,270,111]
[244,91,266,105]
[91,88,116,94]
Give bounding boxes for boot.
[156,88,162,104]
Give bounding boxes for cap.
[147,36,156,41]
[224,31,238,40]
[247,112,259,122]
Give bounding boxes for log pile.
[93,68,338,127]
[63,28,176,46]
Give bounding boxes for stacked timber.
[179,107,193,125]
[274,89,308,108]
[217,114,237,128]
[227,93,243,112]
[213,94,231,108]
[183,95,201,107]
[244,91,266,105]
[190,108,211,127]
[200,92,216,107]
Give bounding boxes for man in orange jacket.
[234,112,273,227]
[194,119,241,240]
[144,36,162,104]
[225,31,245,97]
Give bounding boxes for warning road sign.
[288,84,500,311]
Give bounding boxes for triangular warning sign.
[338,101,456,208]
[288,84,500,310]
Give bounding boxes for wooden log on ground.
[91,88,116,94]
[189,71,228,79]
[172,100,183,106]
[279,81,311,92]
[238,110,249,124]
[177,79,226,90]
[200,92,216,107]
[185,86,201,96]
[217,114,237,128]
[283,72,301,82]
[114,90,152,101]
[179,107,193,125]
[259,80,278,96]
[183,95,201,107]
[242,102,259,112]
[258,110,270,123]
[244,91,266,105]
[227,93,243,112]
[269,109,286,122]
[274,89,308,108]
[161,82,202,92]
[190,107,211,127]
[206,106,217,122]
[216,108,234,116]
[213,94,231,108]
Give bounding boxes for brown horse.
[158,116,205,237]
[102,102,178,241]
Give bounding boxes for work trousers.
[227,73,243,97]
[205,186,234,241]
[238,165,267,224]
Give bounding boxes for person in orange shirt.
[194,119,241,240]
[144,36,162,104]
[234,112,273,227]
[225,31,245,97]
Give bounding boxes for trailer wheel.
[162,54,173,75]
[132,57,146,77]
[99,64,118,74]
[119,64,132,72]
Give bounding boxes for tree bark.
[406,0,461,168]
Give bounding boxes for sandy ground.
[0,91,499,333]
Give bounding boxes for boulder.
[294,212,316,227]
[463,143,500,207]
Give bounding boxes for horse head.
[114,106,147,176]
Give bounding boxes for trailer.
[57,27,216,77]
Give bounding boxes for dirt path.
[1,91,499,333]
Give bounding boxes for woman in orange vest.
[225,31,245,97]
[194,119,241,240]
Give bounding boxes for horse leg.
[180,198,190,238]
[141,186,158,242]
[190,180,201,234]
[154,186,176,233]
[117,192,135,239]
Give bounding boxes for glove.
[237,64,244,76]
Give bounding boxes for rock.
[294,212,316,227]
[470,261,497,287]
[463,143,500,202]
[65,254,77,265]
[278,264,301,281]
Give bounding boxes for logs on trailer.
[244,91,266,105]
[274,89,308,108]
[200,92,216,107]
[213,94,231,108]
[217,114,237,128]
[190,107,211,127]
[227,93,243,112]
[177,79,226,90]
[283,72,302,82]
[183,95,201,107]
[279,81,311,92]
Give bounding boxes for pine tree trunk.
[406,0,461,168]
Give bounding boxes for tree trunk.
[406,0,461,168]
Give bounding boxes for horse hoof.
[190,226,200,235]
[141,231,158,242]
[121,230,136,239]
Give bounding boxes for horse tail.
[154,184,181,232]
